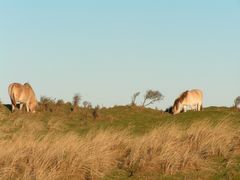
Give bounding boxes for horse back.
[8,83,22,95]
[186,89,203,104]
[8,83,30,102]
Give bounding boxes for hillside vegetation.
[0,104,240,179]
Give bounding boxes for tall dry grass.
[0,120,239,179]
[0,131,128,180]
[122,120,240,176]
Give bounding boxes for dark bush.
[38,96,57,112]
[93,105,100,120]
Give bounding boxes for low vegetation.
[0,104,240,179]
[235,96,240,108]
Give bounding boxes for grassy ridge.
[0,104,240,179]
[1,104,239,136]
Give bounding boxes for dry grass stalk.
[0,121,239,179]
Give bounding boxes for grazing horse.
[8,83,37,113]
[172,89,203,115]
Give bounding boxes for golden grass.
[0,120,239,179]
[0,131,128,180]
[123,121,240,176]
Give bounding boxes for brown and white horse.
[172,89,203,115]
[8,83,38,113]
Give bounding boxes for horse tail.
[8,84,13,97]
[8,84,16,106]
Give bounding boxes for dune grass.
[0,105,240,179]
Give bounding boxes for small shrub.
[93,105,100,120]
[234,96,240,109]
[72,94,81,112]
[131,92,140,106]
[56,99,64,106]
[83,101,92,109]
[38,96,56,112]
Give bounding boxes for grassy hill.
[0,104,240,179]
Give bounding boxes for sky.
[0,0,240,109]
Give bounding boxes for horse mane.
[173,90,189,110]
[23,83,37,102]
[179,90,189,103]
[23,83,34,91]
[173,98,180,107]
[24,82,31,87]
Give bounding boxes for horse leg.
[190,105,194,111]
[10,98,16,112]
[11,104,15,112]
[26,104,30,112]
[191,105,194,111]
[200,103,203,111]
[183,106,187,112]
[20,103,24,111]
[193,105,197,111]
[197,103,202,111]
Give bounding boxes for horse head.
[172,98,182,115]
[165,106,173,114]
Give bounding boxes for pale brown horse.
[172,89,203,115]
[8,83,37,113]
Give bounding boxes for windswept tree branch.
[235,96,240,108]
[131,92,140,106]
[142,90,164,107]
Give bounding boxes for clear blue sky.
[1,0,240,109]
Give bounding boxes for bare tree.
[131,92,140,106]
[73,94,81,111]
[142,90,164,107]
[83,101,92,108]
[235,96,240,108]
